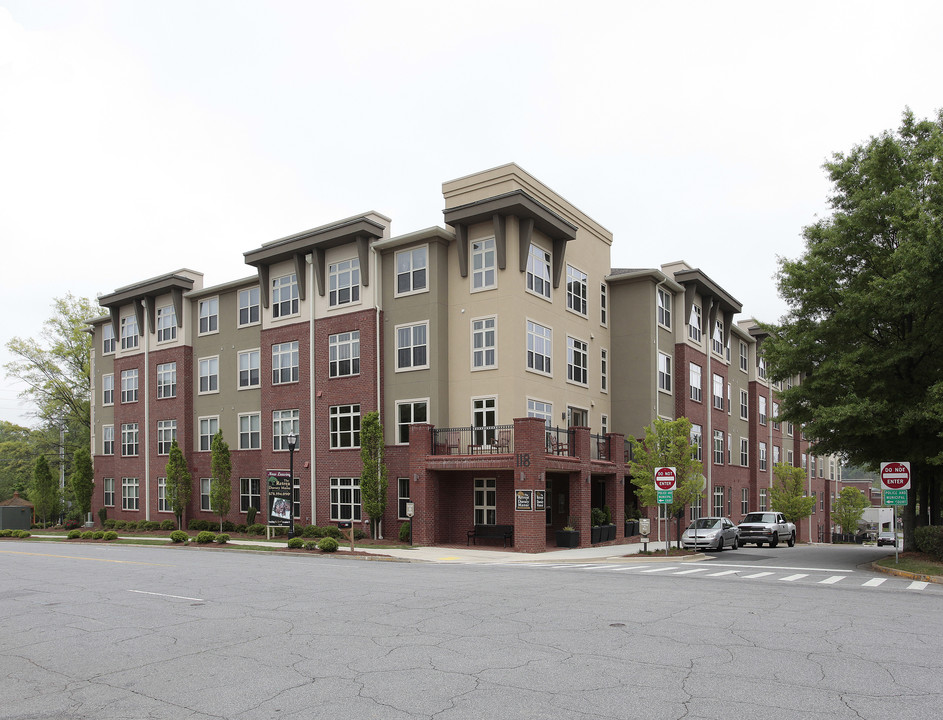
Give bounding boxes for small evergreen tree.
[165,439,192,530]
[359,412,387,538]
[71,446,94,522]
[210,431,232,532]
[769,463,816,526]
[30,455,58,526]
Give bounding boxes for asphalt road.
[1,541,940,720]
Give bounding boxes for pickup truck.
[737,512,796,547]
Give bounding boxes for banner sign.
[267,470,293,527]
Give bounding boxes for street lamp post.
[287,432,296,539]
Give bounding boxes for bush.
[399,521,411,543]
[81,531,95,539]
[98,507,108,526]
[68,529,82,539]
[141,521,160,531]
[63,518,82,531]
[915,526,943,561]
[300,524,320,538]
[235,524,248,534]
[0,529,12,537]
[104,518,117,529]
[221,521,235,533]
[273,527,288,537]
[215,534,230,544]
[103,531,118,541]
[188,519,210,531]
[93,531,104,539]
[195,531,216,544]
[170,530,188,543]
[287,537,304,549]
[321,526,342,539]
[591,508,606,526]
[353,528,366,540]
[114,520,127,530]
[14,530,30,538]
[318,537,339,553]
[247,523,266,536]
[160,520,175,531]
[246,506,258,525]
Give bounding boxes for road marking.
[673,568,710,575]
[128,590,204,601]
[780,574,808,582]
[706,570,739,576]
[577,565,614,570]
[743,572,774,579]
[819,576,845,584]
[0,550,171,566]
[606,565,645,571]
[907,581,929,591]
[863,578,887,587]
[640,566,679,573]
[708,563,852,573]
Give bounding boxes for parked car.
[681,517,739,551]
[877,531,897,547]
[737,512,796,547]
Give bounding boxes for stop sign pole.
[880,462,910,563]
[655,467,677,555]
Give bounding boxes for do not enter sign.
[880,462,911,490]
[654,466,677,491]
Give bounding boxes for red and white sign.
[654,466,677,491]
[880,461,911,490]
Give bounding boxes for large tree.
[359,411,387,539]
[769,463,816,527]
[210,431,232,532]
[0,421,37,501]
[831,487,871,536]
[763,109,943,550]
[30,455,58,526]
[165,440,192,530]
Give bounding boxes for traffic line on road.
[743,572,774,579]
[128,589,204,602]
[640,566,679,573]
[0,550,171,566]
[907,581,929,590]
[780,574,808,582]
[706,570,740,577]
[819,576,845,584]
[863,578,887,587]
[673,568,711,575]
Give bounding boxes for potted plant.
[555,522,580,548]
[590,507,606,544]
[625,510,639,538]
[603,505,616,541]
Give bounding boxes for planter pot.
[605,524,616,541]
[591,526,602,544]
[555,529,580,548]
[625,520,639,537]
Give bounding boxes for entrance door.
[568,407,588,427]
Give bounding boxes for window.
[801,453,807,469]
[471,237,496,291]
[741,488,749,515]
[713,486,724,516]
[773,445,781,465]
[601,414,609,435]
[471,317,496,370]
[567,337,588,385]
[330,477,361,521]
[102,323,116,354]
[713,430,724,464]
[740,437,748,466]
[272,274,300,318]
[199,416,218,452]
[199,356,219,394]
[396,247,427,295]
[772,402,780,430]
[658,352,672,392]
[292,478,300,520]
[273,409,299,451]
[600,349,608,392]
[758,395,767,425]
[121,423,139,456]
[691,424,702,461]
[713,374,724,410]
[200,478,212,511]
[758,355,767,379]
[474,477,497,525]
[238,286,260,326]
[157,477,170,513]
[688,304,701,342]
[238,349,260,388]
[157,362,176,399]
[819,458,824,478]
[600,283,608,325]
[396,322,428,371]
[526,244,551,299]
[566,265,587,315]
[120,315,139,350]
[329,331,360,377]
[526,321,552,375]
[122,477,139,511]
[198,298,218,334]
[472,397,496,445]
[787,449,794,465]
[759,488,768,512]
[102,374,114,405]
[811,492,817,514]
[712,320,724,355]
[240,478,261,513]
[739,341,748,372]
[759,442,768,471]
[329,259,360,307]
[689,494,702,521]
[239,413,261,450]
[156,305,176,342]
[398,477,410,519]
[157,420,176,455]
[527,399,552,425]
[396,399,428,444]
[272,342,299,384]
[330,404,360,448]
[120,369,138,403]
[727,432,732,463]
[740,389,748,420]
[102,425,114,456]
[787,421,794,437]
[689,364,702,402]
[103,477,115,507]
[657,288,672,328]
[727,383,732,415]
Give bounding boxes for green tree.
[769,463,816,527]
[359,411,387,538]
[831,487,871,535]
[30,455,58,526]
[165,439,192,530]
[763,109,943,550]
[210,431,232,532]
[71,446,94,522]
[0,421,37,501]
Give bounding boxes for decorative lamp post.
[287,432,297,539]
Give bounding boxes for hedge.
[914,526,943,561]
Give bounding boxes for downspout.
[142,299,151,521]
[307,253,316,526]
[705,299,713,518]
[374,242,383,539]
[654,278,666,544]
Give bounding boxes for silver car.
[682,517,739,551]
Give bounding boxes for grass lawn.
[874,552,943,577]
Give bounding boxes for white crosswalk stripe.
[706,570,739,577]
[780,574,808,582]
[640,566,679,573]
[674,568,711,575]
[907,581,929,590]
[819,575,845,584]
[863,578,887,587]
[743,572,774,579]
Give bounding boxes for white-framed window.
[601,414,609,436]
[773,445,781,465]
[739,341,748,372]
[727,432,732,463]
[471,237,496,291]
[330,477,361,521]
[787,449,794,465]
[727,383,732,415]
[759,442,768,471]
[600,283,608,326]
[238,349,260,389]
[567,336,588,386]
[758,355,767,380]
[526,320,552,375]
[238,286,260,326]
[600,348,608,392]
[658,352,672,392]
[772,402,780,430]
[759,487,768,512]
[122,477,139,511]
[758,395,767,425]
[690,424,702,461]
[740,437,748,466]
[329,259,360,307]
[713,486,724,516]
[157,362,176,399]
[102,323,116,354]
[329,331,360,377]
[566,265,587,316]
[689,363,702,402]
[156,305,177,343]
[199,356,219,394]
[120,369,138,403]
[712,320,724,355]
[273,409,299,451]
[471,317,496,370]
[688,304,701,342]
[239,413,261,450]
[527,398,552,425]
[198,297,218,334]
[198,416,218,452]
[396,246,427,295]
[713,430,724,464]
[120,315,139,350]
[474,477,497,525]
[200,478,212,511]
[713,374,724,410]
[240,478,261,513]
[102,373,114,406]
[472,397,496,446]
[102,425,114,456]
[396,399,428,444]
[740,389,748,420]
[741,488,749,515]
[398,477,410,520]
[526,244,551,300]
[657,287,672,328]
[121,423,139,456]
[272,274,300,318]
[396,322,428,371]
[157,477,170,513]
[787,421,794,437]
[330,404,360,448]
[103,477,115,507]
[272,341,299,384]
[157,419,176,456]
[801,452,807,469]
[690,494,703,521]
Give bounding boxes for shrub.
[93,531,104,539]
[273,527,287,537]
[221,521,235,533]
[247,523,266,536]
[68,529,82,539]
[246,506,258,525]
[103,531,118,541]
[321,526,342,539]
[15,530,31,538]
[399,521,411,543]
[318,537,339,553]
[98,507,108,526]
[0,529,12,537]
[303,541,319,550]
[215,534,230,544]
[114,520,127,530]
[300,524,320,538]
[124,521,138,531]
[104,519,117,529]
[160,520,175,531]
[915,526,943,561]
[81,531,95,539]
[170,530,188,543]
[591,508,606,526]
[195,531,216,544]
[63,518,82,531]
[354,528,366,540]
[287,537,304,549]
[188,519,210,531]
[141,521,160,531]
[234,524,248,534]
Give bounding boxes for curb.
[870,561,943,584]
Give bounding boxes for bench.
[466,524,514,547]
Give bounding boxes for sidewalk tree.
[769,463,816,526]
[359,411,387,539]
[831,487,871,535]
[165,439,192,530]
[30,455,58,526]
[209,431,232,531]
[71,446,94,522]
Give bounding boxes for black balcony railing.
[624,439,634,465]
[431,425,513,455]
[591,434,610,461]
[545,426,574,456]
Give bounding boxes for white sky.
[2,0,941,427]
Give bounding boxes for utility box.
[0,506,32,531]
[638,518,651,537]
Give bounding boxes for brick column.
[608,432,626,537]
[407,423,435,546]
[512,417,550,552]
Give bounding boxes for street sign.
[880,461,911,490]
[657,489,674,504]
[883,489,908,506]
[654,466,677,491]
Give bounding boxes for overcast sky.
[2,0,941,427]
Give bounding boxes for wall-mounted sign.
[534,490,546,511]
[516,490,533,511]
